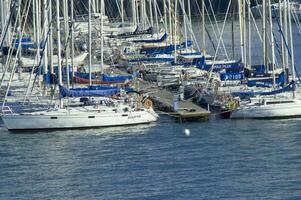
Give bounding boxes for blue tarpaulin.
[232,81,296,98]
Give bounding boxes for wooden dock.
[148,88,211,121]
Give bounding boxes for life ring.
[143,99,153,109]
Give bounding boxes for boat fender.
[143,99,153,109]
[228,101,237,110]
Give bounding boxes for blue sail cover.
[109,27,154,39]
[251,65,266,75]
[13,37,32,43]
[220,72,245,81]
[59,85,120,98]
[247,72,285,88]
[232,81,296,98]
[129,52,203,63]
[74,72,97,79]
[140,41,193,55]
[103,74,133,82]
[13,37,45,49]
[132,33,168,43]
[128,56,174,63]
[196,57,242,72]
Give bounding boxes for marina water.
[1,116,301,199]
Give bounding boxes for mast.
[268,0,276,86]
[49,0,54,75]
[0,1,2,34]
[279,0,285,73]
[63,0,70,88]
[231,1,235,60]
[288,0,295,84]
[132,0,137,26]
[163,0,167,34]
[263,0,268,70]
[92,0,96,13]
[56,0,63,107]
[71,0,75,87]
[4,0,12,47]
[174,0,177,63]
[121,0,124,26]
[154,0,159,36]
[187,0,192,33]
[182,0,188,50]
[202,0,206,52]
[168,0,172,43]
[242,0,247,67]
[88,0,92,86]
[32,0,36,51]
[42,0,48,78]
[101,0,104,75]
[35,0,41,72]
[238,0,245,65]
[135,0,140,26]
[140,0,144,29]
[149,0,153,27]
[248,0,252,68]
[95,0,99,13]
[284,0,289,72]
[18,0,22,79]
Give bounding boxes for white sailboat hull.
[2,108,159,130]
[231,100,301,119]
[20,53,88,67]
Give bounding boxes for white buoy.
[184,129,190,136]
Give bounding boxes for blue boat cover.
[59,85,120,98]
[140,41,193,55]
[128,56,174,63]
[132,33,168,43]
[196,57,242,72]
[247,72,285,88]
[232,81,296,98]
[109,27,154,39]
[75,72,97,79]
[13,37,32,43]
[13,37,45,49]
[88,85,134,92]
[220,72,245,81]
[251,65,266,75]
[103,74,133,82]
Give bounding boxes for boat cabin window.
[266,101,294,105]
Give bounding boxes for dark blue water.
[1,116,301,199]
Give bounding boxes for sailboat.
[2,90,159,130]
[20,52,88,68]
[230,81,301,119]
[231,0,301,119]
